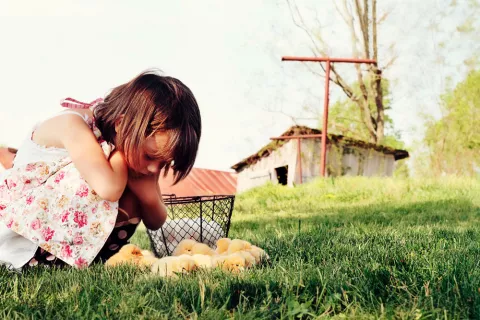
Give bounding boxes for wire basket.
[146,194,235,257]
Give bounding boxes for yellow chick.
[227,239,252,254]
[105,244,144,268]
[215,238,231,254]
[151,255,197,278]
[248,245,269,264]
[141,249,156,257]
[137,250,159,268]
[172,239,198,256]
[172,239,216,256]
[213,253,246,274]
[191,254,213,269]
[191,242,216,256]
[237,250,256,268]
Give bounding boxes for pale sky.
[0,0,475,172]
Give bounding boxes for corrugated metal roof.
[159,168,237,197]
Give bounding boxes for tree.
[422,69,480,176]
[325,78,409,177]
[286,0,396,145]
[324,78,403,149]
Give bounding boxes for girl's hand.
[127,171,168,230]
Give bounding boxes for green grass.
[1,177,480,319]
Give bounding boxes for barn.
[231,125,409,193]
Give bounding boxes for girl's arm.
[60,115,128,202]
[126,172,168,230]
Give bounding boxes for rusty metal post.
[297,138,302,184]
[321,60,331,177]
[281,55,377,178]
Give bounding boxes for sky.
[0,0,476,172]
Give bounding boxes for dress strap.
[60,97,103,109]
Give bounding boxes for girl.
[0,70,202,270]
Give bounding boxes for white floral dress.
[0,98,126,269]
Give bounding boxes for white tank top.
[13,110,89,166]
[0,110,89,271]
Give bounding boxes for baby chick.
[151,255,197,278]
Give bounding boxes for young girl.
[0,70,202,270]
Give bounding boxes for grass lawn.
[1,177,479,319]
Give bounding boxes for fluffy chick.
[248,245,269,264]
[213,253,247,274]
[137,250,159,268]
[105,244,144,268]
[151,255,197,277]
[237,250,256,268]
[172,239,198,256]
[215,238,231,254]
[227,239,252,254]
[191,242,216,256]
[191,254,214,269]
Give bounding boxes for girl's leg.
[96,188,144,263]
[117,187,142,225]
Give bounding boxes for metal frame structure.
[146,194,235,257]
[280,56,377,177]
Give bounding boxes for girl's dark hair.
[93,69,201,184]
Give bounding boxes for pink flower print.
[0,203,5,211]
[7,179,16,188]
[75,257,88,268]
[73,233,84,245]
[54,171,65,184]
[37,198,49,211]
[42,227,55,241]
[25,163,36,172]
[6,219,13,228]
[61,211,70,223]
[24,179,31,184]
[75,184,89,197]
[61,244,72,258]
[103,201,111,210]
[26,195,35,205]
[74,211,88,228]
[31,219,41,230]
[92,207,97,214]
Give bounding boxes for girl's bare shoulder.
[32,108,94,149]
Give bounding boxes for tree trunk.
[286,0,387,145]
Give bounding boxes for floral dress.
[0,98,138,270]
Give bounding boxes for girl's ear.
[114,115,125,133]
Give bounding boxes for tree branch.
[347,1,377,138]
[286,0,326,56]
[383,54,397,70]
[342,0,361,57]
[354,0,370,58]
[330,64,356,100]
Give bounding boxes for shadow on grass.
[226,198,480,318]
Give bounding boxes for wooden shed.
[231,125,409,193]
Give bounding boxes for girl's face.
[134,132,172,177]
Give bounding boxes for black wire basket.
[146,194,235,257]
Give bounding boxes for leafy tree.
[422,69,480,176]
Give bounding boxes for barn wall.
[236,140,297,193]
[236,140,397,193]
